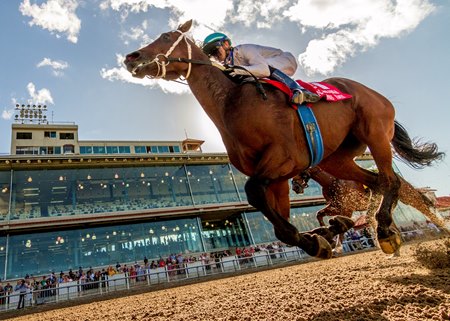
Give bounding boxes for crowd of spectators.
[0,249,239,309]
[0,224,441,310]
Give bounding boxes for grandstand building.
[0,118,431,280]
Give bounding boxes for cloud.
[120,20,153,46]
[229,0,290,28]
[27,83,54,105]
[100,54,191,94]
[284,0,435,75]
[19,0,81,43]
[99,0,233,39]
[2,109,14,120]
[101,0,435,84]
[37,58,69,76]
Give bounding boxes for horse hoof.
[387,249,401,259]
[303,234,332,259]
[378,232,402,254]
[329,216,355,234]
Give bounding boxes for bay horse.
[292,167,447,230]
[123,20,444,259]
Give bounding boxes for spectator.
[107,266,116,276]
[4,282,13,294]
[15,279,28,309]
[426,220,440,233]
[0,283,4,305]
[115,262,121,271]
[3,282,12,305]
[68,269,76,280]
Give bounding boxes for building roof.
[436,196,450,209]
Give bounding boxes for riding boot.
[269,67,320,105]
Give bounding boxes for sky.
[0,0,449,196]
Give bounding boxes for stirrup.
[291,90,320,105]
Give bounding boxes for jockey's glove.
[225,67,250,77]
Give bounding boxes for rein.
[132,30,267,99]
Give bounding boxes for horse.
[292,167,447,229]
[292,167,448,255]
[292,167,373,226]
[123,20,445,259]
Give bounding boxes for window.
[44,131,56,138]
[63,144,75,154]
[150,146,158,153]
[15,146,39,154]
[118,146,131,154]
[93,146,106,154]
[157,146,169,153]
[60,132,74,140]
[80,146,93,154]
[39,146,59,155]
[106,146,118,154]
[134,146,146,154]
[16,132,32,139]
[169,146,180,153]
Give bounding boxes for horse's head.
[124,20,198,80]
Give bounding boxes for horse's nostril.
[126,52,140,61]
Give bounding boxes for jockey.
[202,32,320,105]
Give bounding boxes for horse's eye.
[161,33,171,41]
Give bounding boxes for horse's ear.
[178,20,193,33]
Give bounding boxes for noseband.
[132,30,193,80]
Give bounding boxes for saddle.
[220,65,352,104]
[262,79,352,106]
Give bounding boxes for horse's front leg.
[245,177,332,259]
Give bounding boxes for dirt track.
[3,239,450,321]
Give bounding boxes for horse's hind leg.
[322,154,402,254]
[366,139,404,254]
[245,177,332,259]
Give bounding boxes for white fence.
[0,243,377,313]
[0,246,311,312]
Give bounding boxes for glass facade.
[0,157,434,280]
[201,214,251,251]
[6,217,202,279]
[5,164,247,220]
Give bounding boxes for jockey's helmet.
[202,32,231,56]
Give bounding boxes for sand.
[3,238,450,321]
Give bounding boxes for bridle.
[131,30,211,80]
[130,30,267,99]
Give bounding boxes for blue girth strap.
[296,105,324,167]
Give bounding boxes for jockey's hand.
[225,67,250,77]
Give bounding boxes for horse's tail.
[391,120,445,169]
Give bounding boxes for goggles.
[202,40,225,56]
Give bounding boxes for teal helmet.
[202,32,231,56]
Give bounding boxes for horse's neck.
[186,64,235,131]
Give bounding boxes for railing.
[0,242,378,313]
